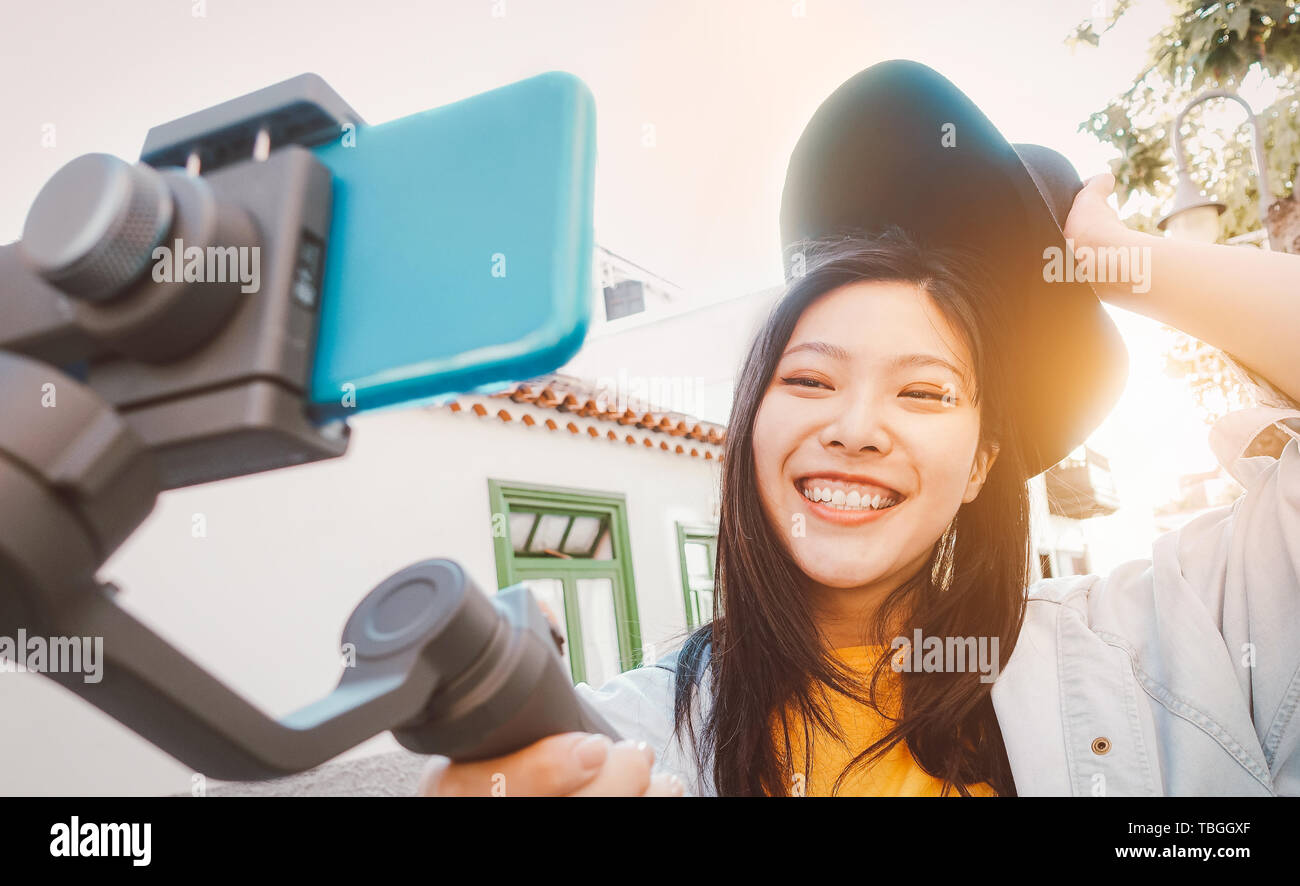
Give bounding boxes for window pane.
[519,578,569,665]
[509,511,537,554]
[575,578,620,688]
[590,524,614,560]
[562,516,602,554]
[531,514,570,554]
[684,541,710,579]
[697,589,715,623]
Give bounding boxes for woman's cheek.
[916,434,980,511]
[750,419,787,531]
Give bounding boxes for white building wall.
[0,402,721,796]
[1028,472,1157,581]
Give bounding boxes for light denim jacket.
[576,404,1300,796]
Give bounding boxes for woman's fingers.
[642,770,688,797]
[1084,171,1116,197]
[565,739,656,796]
[418,731,612,797]
[417,733,685,797]
[1064,171,1126,249]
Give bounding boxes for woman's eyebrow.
[781,340,852,362]
[781,341,969,388]
[888,352,970,389]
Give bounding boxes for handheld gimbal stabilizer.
[0,75,620,782]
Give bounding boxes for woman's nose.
[820,402,893,454]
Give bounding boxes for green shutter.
[489,479,642,685]
[676,521,719,630]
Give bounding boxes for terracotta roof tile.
[443,371,727,462]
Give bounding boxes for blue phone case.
[308,71,596,417]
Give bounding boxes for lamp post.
[1157,89,1278,247]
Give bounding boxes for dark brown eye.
[781,376,830,390]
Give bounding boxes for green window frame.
[489,479,642,685]
[676,522,718,630]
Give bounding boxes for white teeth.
[799,482,899,511]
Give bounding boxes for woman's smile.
[796,482,905,526]
[792,474,906,525]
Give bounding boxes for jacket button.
[1091,736,1111,755]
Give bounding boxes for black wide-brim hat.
[780,59,1129,479]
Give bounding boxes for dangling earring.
[931,519,957,591]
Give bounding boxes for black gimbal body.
[0,75,620,782]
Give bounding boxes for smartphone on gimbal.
[4,71,597,488]
[307,71,597,418]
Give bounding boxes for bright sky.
[1,0,1249,550]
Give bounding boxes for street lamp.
[1159,175,1225,243]
[1157,89,1277,246]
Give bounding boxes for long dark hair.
[671,227,1032,796]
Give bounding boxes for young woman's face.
[752,280,997,601]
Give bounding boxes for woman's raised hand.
[1063,171,1133,252]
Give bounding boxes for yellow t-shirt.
[771,645,998,796]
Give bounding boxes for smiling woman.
[668,226,1033,797]
[419,58,1300,800]
[755,270,1000,609]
